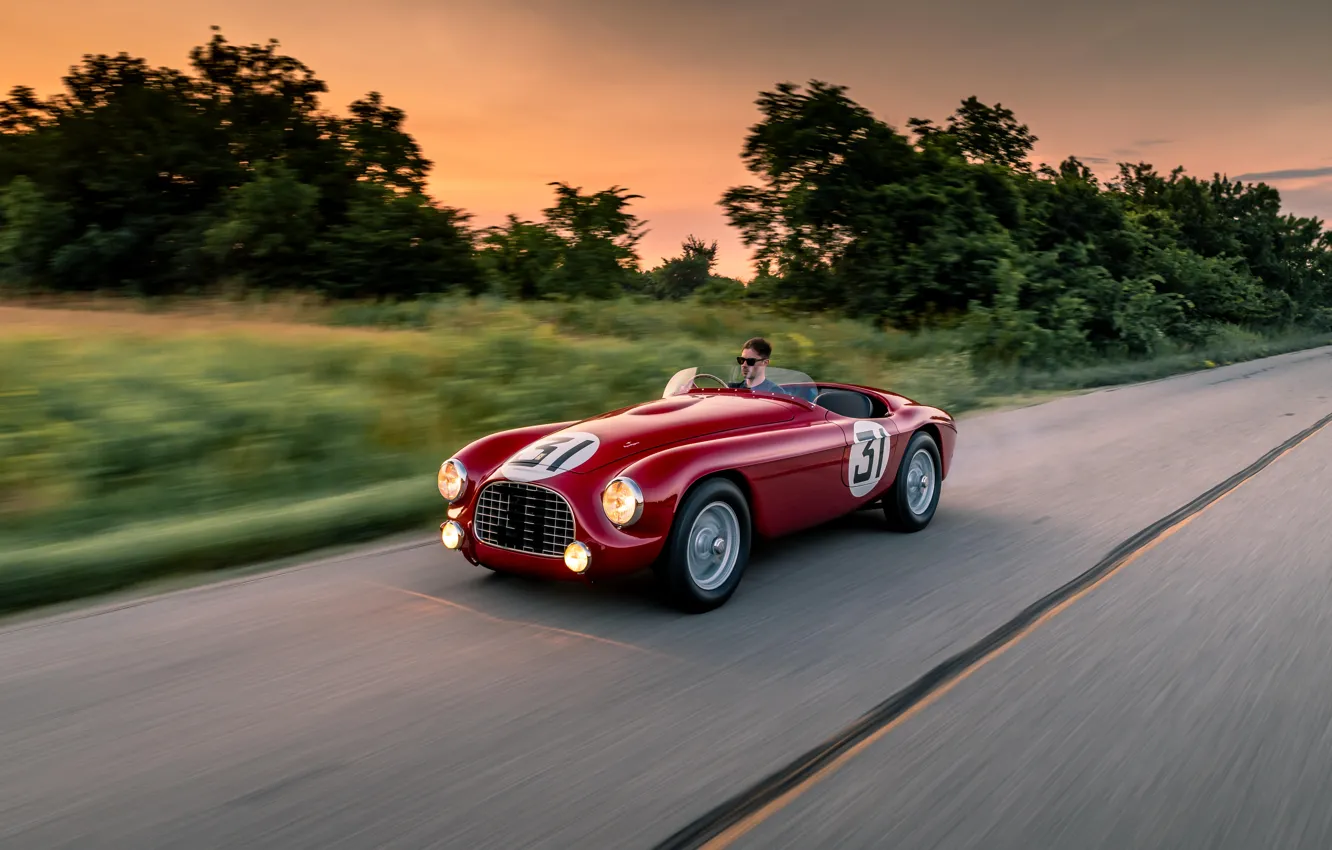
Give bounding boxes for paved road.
[722,382,1332,850]
[2,347,1331,849]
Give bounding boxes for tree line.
[2,29,1329,364]
[726,82,1332,363]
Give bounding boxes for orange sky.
[5,0,1330,279]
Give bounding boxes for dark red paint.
[441,380,956,581]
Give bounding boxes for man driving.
[730,337,787,394]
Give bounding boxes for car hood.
[493,394,797,483]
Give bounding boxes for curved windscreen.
[663,364,817,400]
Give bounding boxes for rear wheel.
[655,478,752,613]
[883,431,942,532]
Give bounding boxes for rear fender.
[890,405,957,478]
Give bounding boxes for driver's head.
[738,337,771,385]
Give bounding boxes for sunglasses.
[736,356,766,366]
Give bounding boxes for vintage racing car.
[436,363,957,612]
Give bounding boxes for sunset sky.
[5,0,1329,279]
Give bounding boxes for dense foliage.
[3,31,1330,368]
[722,83,1332,365]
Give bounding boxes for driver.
[730,337,787,394]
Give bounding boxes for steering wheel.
[691,373,729,389]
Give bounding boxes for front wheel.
[883,431,942,532]
[654,478,752,613]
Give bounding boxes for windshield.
[663,364,818,401]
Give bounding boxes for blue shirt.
[730,378,787,394]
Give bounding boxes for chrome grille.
[473,481,575,557]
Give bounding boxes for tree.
[477,182,649,300]
[721,78,1331,362]
[648,235,717,300]
[342,91,432,194]
[477,215,565,299]
[0,26,480,299]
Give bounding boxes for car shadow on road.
[408,502,1061,667]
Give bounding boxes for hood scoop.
[627,396,702,415]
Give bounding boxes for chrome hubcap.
[905,448,935,515]
[687,502,740,591]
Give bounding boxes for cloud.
[1232,166,1332,182]
[1109,139,1172,159]
[1270,181,1332,225]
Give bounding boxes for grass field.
[3,293,1329,615]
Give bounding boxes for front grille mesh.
[473,481,575,557]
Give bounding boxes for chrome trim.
[473,480,575,558]
[439,458,468,502]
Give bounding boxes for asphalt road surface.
[3,346,1331,849]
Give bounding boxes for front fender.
[445,420,580,496]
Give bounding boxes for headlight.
[601,477,644,527]
[438,458,467,502]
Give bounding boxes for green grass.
[2,293,1329,615]
[0,479,437,614]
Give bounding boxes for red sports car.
[437,364,957,612]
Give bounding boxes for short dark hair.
[742,337,771,360]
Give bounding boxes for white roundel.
[847,421,891,497]
[498,431,601,482]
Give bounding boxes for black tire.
[883,430,942,532]
[654,477,752,613]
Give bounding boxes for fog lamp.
[564,541,591,573]
[441,520,465,550]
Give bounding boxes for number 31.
[513,437,594,471]
[851,433,887,485]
